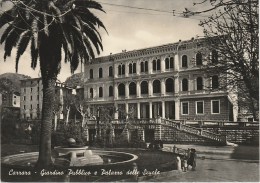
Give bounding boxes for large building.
[20,78,77,120]
[84,38,238,122]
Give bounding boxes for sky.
[0,0,213,82]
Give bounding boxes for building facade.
[84,38,238,122]
[20,78,77,120]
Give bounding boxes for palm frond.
[75,0,106,13]
[0,25,12,44]
[32,17,39,49]
[31,36,39,69]
[15,30,31,72]
[0,9,16,29]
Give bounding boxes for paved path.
[151,144,259,182]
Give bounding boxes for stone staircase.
[160,119,227,145]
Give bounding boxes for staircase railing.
[162,119,226,143]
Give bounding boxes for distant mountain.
[0,73,31,93]
[64,73,84,88]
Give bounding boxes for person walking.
[187,148,197,170]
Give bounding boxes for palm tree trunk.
[36,78,56,168]
[66,107,70,125]
[54,113,58,131]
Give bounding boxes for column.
[136,61,141,75]
[125,103,129,119]
[175,77,179,94]
[114,84,118,99]
[149,102,153,119]
[162,101,165,119]
[114,64,118,78]
[125,63,129,77]
[125,82,129,99]
[148,59,152,74]
[136,80,141,98]
[114,103,118,119]
[161,79,165,96]
[174,54,179,71]
[148,80,153,96]
[137,102,140,119]
[189,74,193,92]
[161,57,165,72]
[175,100,180,120]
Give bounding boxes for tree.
[74,97,90,127]
[185,0,259,120]
[63,93,75,125]
[0,0,106,168]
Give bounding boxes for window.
[31,96,33,101]
[166,78,174,92]
[182,102,189,115]
[99,68,103,78]
[129,82,136,95]
[31,88,33,92]
[37,104,39,109]
[118,65,122,75]
[118,83,125,96]
[37,95,39,100]
[182,55,188,67]
[196,101,204,114]
[182,78,188,91]
[133,63,136,73]
[212,75,219,89]
[109,66,113,77]
[90,88,93,98]
[197,77,203,90]
[145,61,148,72]
[141,62,144,72]
[153,80,161,93]
[24,88,26,93]
[99,87,103,97]
[31,104,32,109]
[24,96,26,101]
[211,50,218,64]
[153,59,161,71]
[212,100,220,114]
[196,52,202,66]
[109,86,113,97]
[141,61,148,72]
[37,87,39,92]
[141,81,148,94]
[165,57,174,69]
[90,69,93,79]
[129,63,133,74]
[122,64,125,75]
[24,105,26,109]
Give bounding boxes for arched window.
[99,68,103,78]
[170,57,174,68]
[182,55,188,67]
[153,80,161,93]
[212,75,219,89]
[196,52,202,66]
[99,87,103,97]
[212,50,218,64]
[141,81,148,94]
[182,78,188,91]
[197,77,203,90]
[153,60,156,71]
[109,86,113,96]
[129,63,133,74]
[141,62,144,72]
[90,69,93,79]
[157,59,161,70]
[133,63,136,73]
[129,82,136,95]
[90,88,93,98]
[122,64,125,75]
[118,65,122,75]
[145,61,148,72]
[165,58,170,69]
[109,66,113,77]
[166,78,174,92]
[118,83,125,96]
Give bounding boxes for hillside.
[64,73,84,88]
[0,73,31,93]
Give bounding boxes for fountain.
[53,138,104,166]
[1,138,138,168]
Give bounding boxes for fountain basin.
[1,150,138,167]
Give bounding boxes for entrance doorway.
[145,129,155,142]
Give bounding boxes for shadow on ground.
[230,145,259,160]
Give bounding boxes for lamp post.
[97,107,100,137]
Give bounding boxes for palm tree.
[0,0,106,168]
